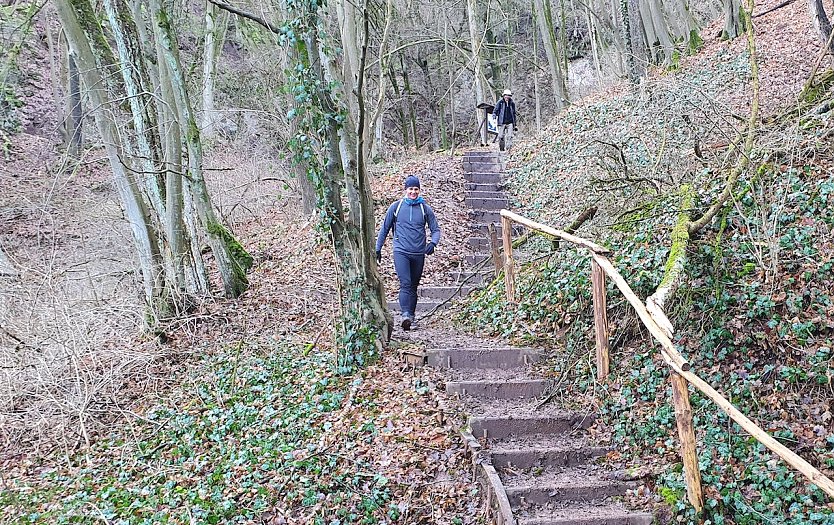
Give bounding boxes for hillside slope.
[457,3,834,523]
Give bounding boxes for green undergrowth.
[455,61,834,524]
[1,342,409,524]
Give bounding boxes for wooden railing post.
[488,223,503,278]
[500,215,515,303]
[591,260,610,380]
[671,371,704,512]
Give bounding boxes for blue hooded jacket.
[376,197,441,256]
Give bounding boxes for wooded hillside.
[1,0,833,523]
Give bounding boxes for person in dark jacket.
[375,175,441,330]
[492,89,517,151]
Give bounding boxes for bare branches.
[205,0,281,35]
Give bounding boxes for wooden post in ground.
[670,371,704,512]
[488,223,502,278]
[501,215,515,303]
[591,260,610,380]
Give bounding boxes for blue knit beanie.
[403,175,420,189]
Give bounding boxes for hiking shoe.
[401,314,413,331]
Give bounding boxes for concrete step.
[515,504,654,525]
[387,300,448,313]
[469,411,594,441]
[464,253,492,265]
[469,209,502,223]
[427,347,543,370]
[467,190,508,199]
[473,222,524,236]
[464,172,503,184]
[489,435,610,469]
[503,468,638,506]
[417,285,475,299]
[468,236,493,250]
[463,160,502,172]
[447,269,495,285]
[465,182,503,192]
[446,379,551,400]
[464,150,502,160]
[466,197,510,210]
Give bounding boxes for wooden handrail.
[497,209,834,507]
[500,210,611,255]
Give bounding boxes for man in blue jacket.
[375,175,441,330]
[492,89,517,151]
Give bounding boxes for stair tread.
[516,503,653,525]
[487,433,603,452]
[444,366,539,382]
[502,465,633,489]
[467,397,589,417]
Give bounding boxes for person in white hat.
[492,89,517,151]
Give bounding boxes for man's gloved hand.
[375,250,382,264]
[425,242,435,255]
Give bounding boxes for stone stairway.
[428,344,654,525]
[407,150,654,525]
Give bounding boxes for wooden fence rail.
[497,209,834,511]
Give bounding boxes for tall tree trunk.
[444,17,457,153]
[399,53,419,150]
[154,2,251,298]
[67,54,83,157]
[638,0,674,65]
[53,0,168,316]
[586,6,603,77]
[307,5,391,343]
[387,62,410,145]
[201,4,228,141]
[666,0,700,52]
[722,0,744,40]
[157,48,198,296]
[809,0,834,53]
[622,0,645,80]
[467,0,489,141]
[532,10,542,133]
[534,0,570,107]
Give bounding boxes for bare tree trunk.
[154,2,251,298]
[534,0,570,106]
[308,5,391,342]
[666,0,700,51]
[722,0,744,40]
[368,0,394,159]
[467,0,489,141]
[157,51,195,295]
[399,54,419,149]
[532,5,542,132]
[53,0,167,315]
[201,4,228,141]
[622,0,645,80]
[586,5,603,77]
[104,0,166,215]
[444,18,456,153]
[638,0,674,65]
[809,0,834,53]
[67,54,83,157]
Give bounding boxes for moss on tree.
[659,185,693,290]
[206,220,253,295]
